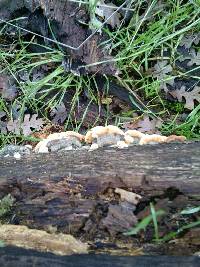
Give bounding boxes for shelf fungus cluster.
[33,125,186,153]
[34,131,85,153]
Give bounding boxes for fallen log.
[0,142,200,240]
[0,246,200,267]
[1,142,200,196]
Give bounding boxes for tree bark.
[0,142,200,236]
[0,246,199,267]
[0,0,117,75]
[1,142,200,196]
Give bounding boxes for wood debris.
[115,188,142,205]
[0,225,88,255]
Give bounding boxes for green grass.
[0,0,200,147]
[123,204,165,238]
[124,202,200,244]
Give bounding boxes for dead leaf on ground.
[169,85,200,110]
[160,78,175,93]
[95,0,121,28]
[0,73,18,101]
[152,60,173,80]
[179,33,200,49]
[152,60,175,92]
[122,115,162,134]
[69,102,106,128]
[18,68,45,82]
[21,114,45,136]
[50,102,67,124]
[7,119,21,135]
[187,49,200,66]
[7,114,45,136]
[137,115,162,133]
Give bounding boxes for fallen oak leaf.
[179,33,200,49]
[170,86,200,110]
[50,102,67,124]
[122,115,162,134]
[95,0,121,28]
[152,60,175,92]
[7,119,21,135]
[152,60,173,80]
[7,114,45,136]
[22,114,45,136]
[187,49,200,66]
[135,115,162,134]
[0,73,18,101]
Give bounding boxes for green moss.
[0,194,14,218]
[164,100,185,113]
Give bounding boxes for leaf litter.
[6,114,45,136]
[169,86,200,110]
[122,115,162,134]
[179,33,200,49]
[0,73,18,101]
[50,102,68,124]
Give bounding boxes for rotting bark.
[0,246,200,267]
[0,142,200,240]
[0,0,117,75]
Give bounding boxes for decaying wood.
[0,225,88,255]
[0,246,200,267]
[0,142,200,238]
[0,0,117,74]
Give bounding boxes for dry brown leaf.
[187,49,200,66]
[179,33,200,49]
[0,73,18,101]
[122,115,162,134]
[7,114,45,136]
[170,86,200,110]
[22,114,45,136]
[50,102,67,124]
[7,119,21,135]
[95,0,121,28]
[152,60,173,80]
[136,115,162,133]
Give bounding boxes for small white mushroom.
[13,152,21,160]
[116,140,129,149]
